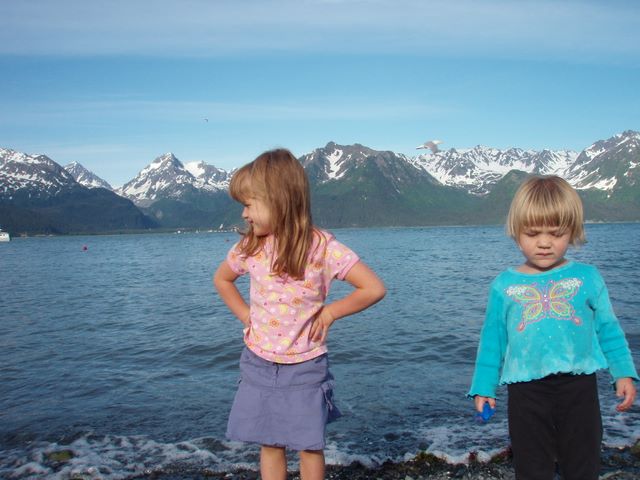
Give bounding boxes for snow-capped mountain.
[0,148,156,234]
[2,129,639,233]
[303,142,472,227]
[299,141,435,188]
[299,133,639,199]
[117,153,195,204]
[299,142,403,182]
[65,161,113,190]
[184,161,232,191]
[117,153,231,205]
[410,146,578,195]
[564,130,640,191]
[0,147,79,200]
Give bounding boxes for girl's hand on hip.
[615,377,637,412]
[309,307,335,344]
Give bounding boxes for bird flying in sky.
[416,139,443,153]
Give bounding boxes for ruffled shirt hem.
[500,365,605,386]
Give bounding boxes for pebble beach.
[130,444,640,480]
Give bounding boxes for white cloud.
[1,0,638,61]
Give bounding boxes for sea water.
[1,224,639,478]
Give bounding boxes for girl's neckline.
[508,260,575,276]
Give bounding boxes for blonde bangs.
[507,176,585,245]
[228,164,253,204]
[228,163,265,256]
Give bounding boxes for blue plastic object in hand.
[475,403,495,423]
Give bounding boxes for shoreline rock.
[135,443,640,480]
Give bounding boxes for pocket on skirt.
[321,380,342,423]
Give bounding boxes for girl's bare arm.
[213,260,250,327]
[310,261,386,342]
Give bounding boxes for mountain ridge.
[0,148,157,234]
[65,161,113,190]
[2,130,639,234]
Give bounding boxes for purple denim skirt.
[226,347,341,451]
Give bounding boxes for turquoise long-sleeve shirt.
[469,261,638,398]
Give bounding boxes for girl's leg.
[299,449,325,480]
[260,445,287,480]
[508,380,557,480]
[554,374,602,480]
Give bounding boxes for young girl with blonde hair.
[214,149,385,480]
[469,175,637,480]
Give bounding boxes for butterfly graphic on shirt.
[505,278,583,332]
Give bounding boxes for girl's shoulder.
[312,227,335,243]
[228,235,273,260]
[310,228,341,252]
[312,228,358,253]
[568,261,600,275]
[488,269,516,292]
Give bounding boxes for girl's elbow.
[378,285,387,301]
[371,282,386,303]
[213,273,227,293]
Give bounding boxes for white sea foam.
[324,440,395,467]
[1,435,237,479]
[1,414,638,479]
[0,431,502,478]
[415,415,510,465]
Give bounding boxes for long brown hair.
[229,149,318,279]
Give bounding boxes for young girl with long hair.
[214,148,385,480]
[469,175,637,479]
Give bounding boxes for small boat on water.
[0,227,10,242]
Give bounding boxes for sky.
[1,0,639,187]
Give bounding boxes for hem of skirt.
[226,432,326,451]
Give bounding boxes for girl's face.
[242,196,272,237]
[517,225,571,273]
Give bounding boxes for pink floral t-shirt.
[226,229,360,364]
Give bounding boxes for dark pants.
[508,373,602,480]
